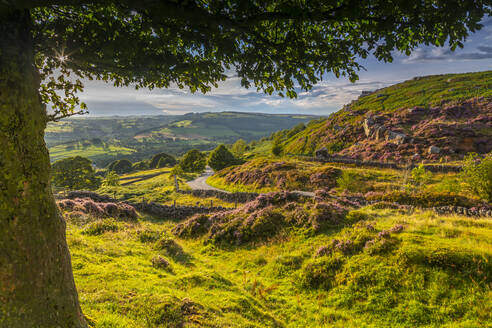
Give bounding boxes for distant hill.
[134,111,318,142]
[258,71,492,162]
[46,112,317,167]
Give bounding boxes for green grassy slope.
[260,71,492,156]
[95,168,235,208]
[67,207,492,327]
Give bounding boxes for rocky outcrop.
[428,146,441,154]
[363,116,409,145]
[337,98,492,162]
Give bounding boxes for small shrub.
[102,171,120,187]
[364,236,399,255]
[138,229,161,243]
[155,236,185,258]
[172,214,211,238]
[151,255,172,271]
[461,153,492,202]
[397,245,492,282]
[299,255,344,290]
[271,143,283,156]
[345,210,371,225]
[150,152,177,169]
[410,164,432,189]
[208,144,239,171]
[108,159,133,174]
[336,171,366,192]
[267,255,304,277]
[82,219,118,235]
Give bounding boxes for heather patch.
[366,190,490,209]
[173,192,351,245]
[58,197,138,221]
[211,159,342,192]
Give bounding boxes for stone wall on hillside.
[130,202,228,220]
[177,189,259,203]
[312,151,462,173]
[61,190,492,220]
[63,190,229,220]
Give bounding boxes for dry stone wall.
[177,189,259,203]
[64,190,228,220]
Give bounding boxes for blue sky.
[81,19,492,117]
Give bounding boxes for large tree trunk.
[0,9,87,328]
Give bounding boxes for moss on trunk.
[0,9,87,328]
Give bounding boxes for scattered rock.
[385,131,408,145]
[428,146,441,154]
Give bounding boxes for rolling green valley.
[46,112,317,167]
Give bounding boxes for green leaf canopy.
[4,0,491,118]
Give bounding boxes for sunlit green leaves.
[28,0,492,117]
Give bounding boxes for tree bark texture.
[0,9,87,328]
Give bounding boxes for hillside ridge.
[271,71,492,161]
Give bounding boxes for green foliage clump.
[151,255,172,272]
[285,123,306,138]
[271,142,283,157]
[299,255,344,290]
[138,229,161,243]
[81,219,118,235]
[179,149,206,173]
[52,156,101,190]
[344,210,371,225]
[324,141,348,154]
[102,171,120,187]
[208,144,239,171]
[336,171,366,192]
[230,139,248,158]
[108,159,133,174]
[266,255,304,278]
[155,236,184,258]
[397,244,491,283]
[366,190,480,208]
[461,153,492,202]
[132,160,149,171]
[150,153,177,169]
[410,164,432,189]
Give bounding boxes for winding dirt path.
[186,167,230,193]
[186,167,315,197]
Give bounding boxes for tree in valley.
[230,139,248,158]
[52,156,101,190]
[132,160,150,171]
[272,143,284,157]
[102,171,120,187]
[150,152,177,168]
[107,159,133,174]
[179,149,207,173]
[208,144,239,171]
[272,135,284,156]
[1,1,491,326]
